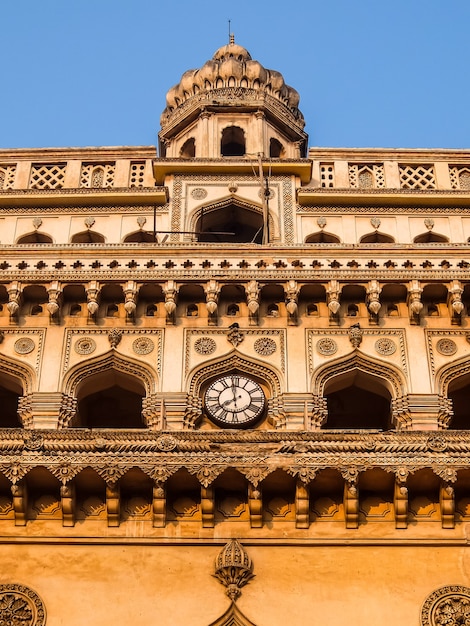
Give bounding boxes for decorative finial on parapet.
[214,539,255,601]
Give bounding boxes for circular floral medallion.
[422,585,470,626]
[375,338,397,356]
[132,337,155,355]
[254,337,276,356]
[14,337,35,355]
[436,338,457,356]
[258,187,275,200]
[156,434,178,451]
[316,338,337,356]
[0,583,46,626]
[74,337,96,355]
[427,434,447,452]
[194,337,216,355]
[191,187,208,200]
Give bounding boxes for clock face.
[204,375,265,427]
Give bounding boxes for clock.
[204,375,265,427]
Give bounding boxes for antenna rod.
[228,19,231,43]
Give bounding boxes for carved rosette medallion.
[191,187,207,200]
[421,586,470,626]
[14,338,35,355]
[427,434,447,452]
[194,337,216,355]
[258,187,275,200]
[436,338,457,356]
[375,338,397,356]
[254,337,276,356]
[74,337,96,355]
[132,337,154,355]
[0,583,46,626]
[316,338,337,356]
[156,434,178,451]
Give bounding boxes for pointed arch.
[414,232,449,243]
[62,350,158,398]
[360,231,395,243]
[189,195,274,243]
[0,353,35,395]
[305,231,341,244]
[187,351,283,397]
[312,351,407,399]
[17,231,53,244]
[209,603,257,626]
[435,356,470,396]
[70,230,105,244]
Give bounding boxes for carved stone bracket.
[205,279,220,325]
[311,395,328,429]
[58,393,78,428]
[6,281,22,318]
[163,280,178,325]
[86,280,100,319]
[183,393,203,429]
[245,280,260,326]
[284,279,299,325]
[408,279,423,324]
[142,393,164,429]
[326,280,341,325]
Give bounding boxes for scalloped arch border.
[0,353,36,394]
[312,350,407,398]
[435,355,470,395]
[187,351,283,397]
[62,349,158,397]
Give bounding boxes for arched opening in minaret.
[448,375,470,429]
[305,232,341,244]
[269,138,285,158]
[221,126,245,157]
[71,230,105,243]
[414,232,449,243]
[17,232,53,244]
[360,232,395,243]
[74,371,146,429]
[323,372,392,430]
[196,202,263,243]
[180,138,196,158]
[0,375,22,427]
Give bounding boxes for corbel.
[85,280,100,323]
[366,279,381,325]
[448,279,464,325]
[46,280,62,324]
[204,279,220,326]
[61,482,76,527]
[6,281,22,322]
[394,470,408,529]
[341,469,359,529]
[440,482,455,529]
[285,280,299,326]
[245,280,260,326]
[152,482,166,528]
[106,482,120,527]
[11,482,27,526]
[248,483,263,528]
[163,280,178,325]
[201,486,215,528]
[326,280,341,326]
[123,280,138,323]
[408,279,423,325]
[295,479,310,529]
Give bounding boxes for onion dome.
[160,37,304,129]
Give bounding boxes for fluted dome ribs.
[161,41,304,128]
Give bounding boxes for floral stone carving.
[132,337,154,355]
[436,338,457,356]
[214,539,255,601]
[421,585,470,626]
[0,584,46,626]
[74,337,96,355]
[317,338,337,356]
[14,338,35,355]
[194,337,216,355]
[254,337,276,356]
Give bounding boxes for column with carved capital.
[245,280,260,326]
[408,279,423,324]
[162,280,178,325]
[285,280,299,326]
[204,279,220,326]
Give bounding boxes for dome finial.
[230,32,235,45]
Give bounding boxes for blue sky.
[1,0,469,150]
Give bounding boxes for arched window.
[305,232,341,244]
[31,305,43,316]
[146,304,157,317]
[324,378,392,430]
[427,304,439,317]
[180,138,196,158]
[221,126,245,156]
[17,232,53,244]
[387,304,399,317]
[269,138,285,158]
[307,304,319,316]
[71,230,105,244]
[227,304,239,316]
[267,303,279,317]
[106,304,119,318]
[360,232,395,243]
[0,380,22,427]
[69,304,82,316]
[414,232,449,243]
[186,304,198,317]
[123,230,157,243]
[91,166,104,188]
[347,304,359,317]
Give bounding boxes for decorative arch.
[305,231,341,244]
[189,195,275,243]
[16,231,53,244]
[312,351,407,399]
[188,352,283,398]
[122,230,156,243]
[435,356,470,396]
[70,230,105,243]
[209,603,257,626]
[0,354,35,395]
[63,350,158,398]
[359,231,395,243]
[414,232,449,243]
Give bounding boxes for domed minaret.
[158,36,308,159]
